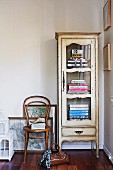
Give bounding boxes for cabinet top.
[55,32,101,40]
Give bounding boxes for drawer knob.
[75,131,83,135]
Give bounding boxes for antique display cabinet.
[55,32,100,157]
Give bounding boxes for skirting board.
[103,145,113,164]
[62,142,103,150]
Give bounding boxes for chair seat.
[23,125,51,133]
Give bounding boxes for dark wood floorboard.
[0,150,113,170]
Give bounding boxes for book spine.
[69,112,89,116]
[69,107,89,110]
[69,113,89,116]
[68,88,88,91]
[68,85,88,88]
[68,115,88,119]
[69,104,89,108]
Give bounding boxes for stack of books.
[68,104,89,119]
[67,49,88,68]
[67,58,76,68]
[31,122,45,129]
[72,49,83,58]
[30,118,45,129]
[80,58,88,67]
[68,80,89,94]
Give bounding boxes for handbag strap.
[50,143,60,151]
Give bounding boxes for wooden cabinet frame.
[56,32,100,158]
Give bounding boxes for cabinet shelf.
[66,93,91,98]
[66,68,91,72]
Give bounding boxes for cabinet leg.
[91,141,94,151]
[96,141,99,158]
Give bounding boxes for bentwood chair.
[23,95,51,162]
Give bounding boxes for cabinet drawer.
[62,128,95,136]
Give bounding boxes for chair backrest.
[23,96,51,127]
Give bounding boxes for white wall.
[0,0,104,148]
[0,0,57,116]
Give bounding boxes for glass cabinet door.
[61,38,96,126]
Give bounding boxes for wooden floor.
[0,150,113,170]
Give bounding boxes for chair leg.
[24,132,29,163]
[45,131,49,150]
